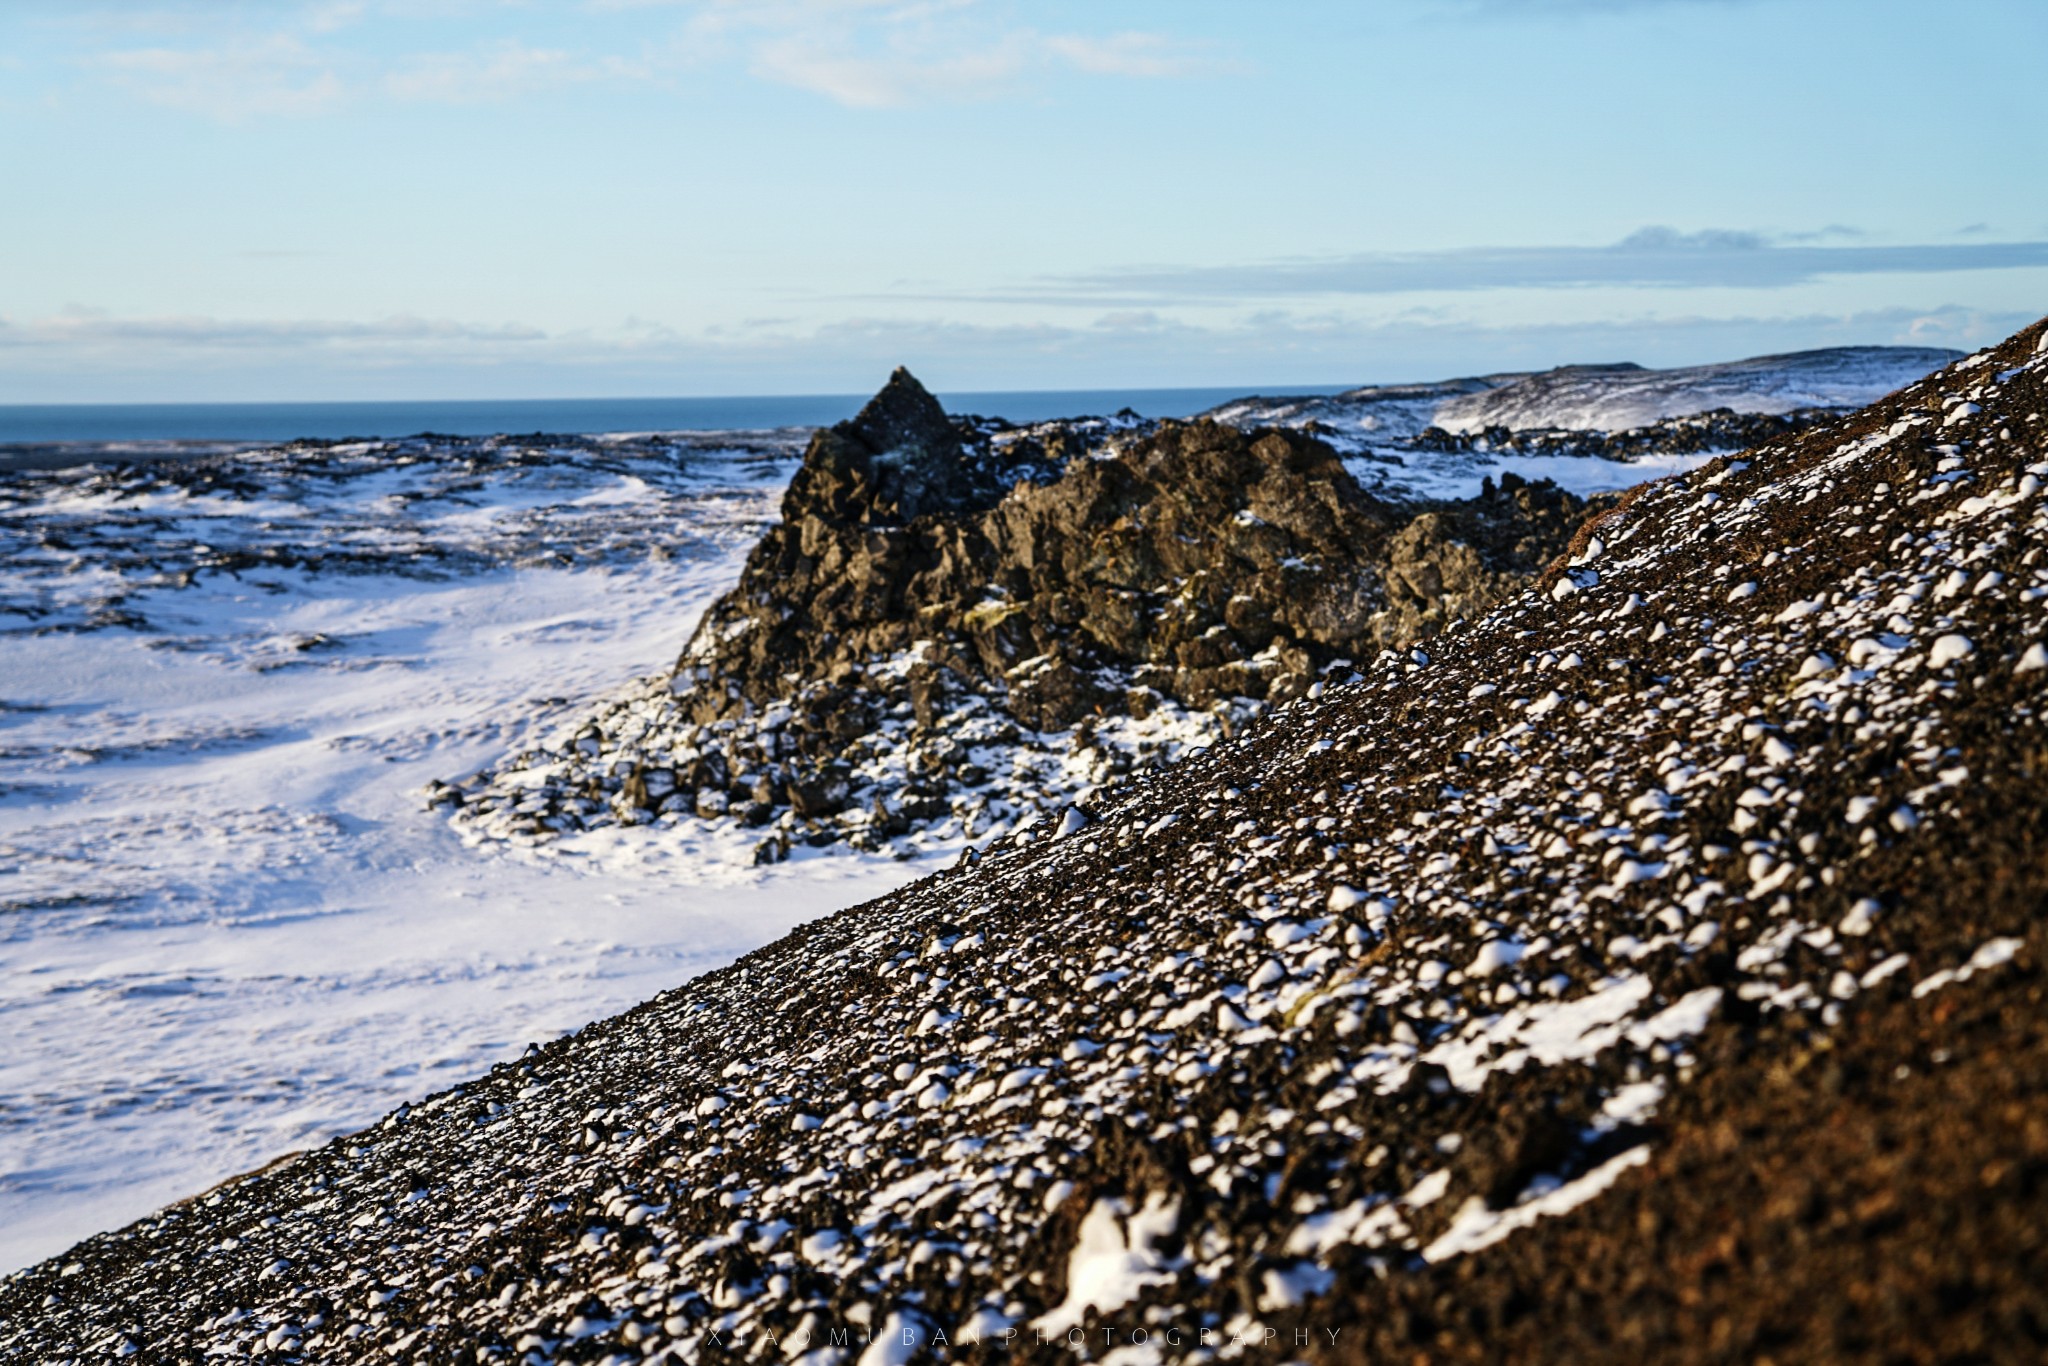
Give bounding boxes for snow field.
[0,439,919,1273]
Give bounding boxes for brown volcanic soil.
[1301,834,2048,1365]
[5,322,2047,1364]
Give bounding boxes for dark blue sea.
[0,386,1348,469]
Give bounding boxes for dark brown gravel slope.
[1300,813,2048,1366]
[5,321,2047,1365]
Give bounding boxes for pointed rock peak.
[844,366,954,459]
[779,365,1006,526]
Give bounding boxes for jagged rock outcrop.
[778,366,1021,528]
[440,372,1607,856]
[681,407,1404,729]
[711,376,1602,717]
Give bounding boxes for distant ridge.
[1432,344,1960,433]
[1203,344,1959,443]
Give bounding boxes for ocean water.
[0,386,1348,468]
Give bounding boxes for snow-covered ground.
[1335,443,1728,503]
[0,437,921,1274]
[1207,346,1959,502]
[1430,345,1958,433]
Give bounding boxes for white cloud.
[70,0,1219,117]
[95,34,346,119]
[678,0,1218,107]
[1439,0,1757,14]
[748,29,1031,107]
[81,13,643,116]
[676,0,983,33]
[305,2,370,35]
[385,41,635,104]
[1041,32,1211,79]
[0,308,546,350]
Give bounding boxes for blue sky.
[2,0,2044,402]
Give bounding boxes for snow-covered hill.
[1203,376,1511,446]
[1430,345,1958,434]
[1199,346,1957,504]
[7,322,2042,1361]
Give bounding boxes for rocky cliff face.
[439,372,1606,858]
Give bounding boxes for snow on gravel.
[0,437,919,1273]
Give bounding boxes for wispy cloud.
[681,0,1227,107]
[86,12,632,117]
[94,33,347,119]
[1041,32,1212,79]
[384,41,639,103]
[1438,0,1758,14]
[1009,229,2048,304]
[790,305,2035,379]
[7,302,2035,403]
[746,28,1032,108]
[0,309,546,350]
[72,0,1224,117]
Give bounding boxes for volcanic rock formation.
[675,383,1594,728]
[440,371,1606,857]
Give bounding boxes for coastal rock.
[446,373,1617,854]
